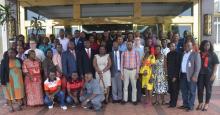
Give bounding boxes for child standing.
[140,47,156,105]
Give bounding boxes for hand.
[210,74,216,81]
[135,74,139,79]
[143,71,148,76]
[121,74,124,80]
[172,77,177,82]
[98,71,102,74]
[49,95,54,101]
[29,76,33,82]
[191,76,197,82]
[99,74,103,79]
[80,90,83,96]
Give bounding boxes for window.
[171,24,192,38]
[214,17,220,44]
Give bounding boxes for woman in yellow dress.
[140,47,155,105]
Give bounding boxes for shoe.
[72,103,77,108]
[202,104,209,111]
[153,101,160,105]
[8,106,14,112]
[61,106,67,110]
[168,105,176,108]
[94,108,101,112]
[178,105,187,109]
[112,100,118,103]
[117,100,122,103]
[121,101,127,105]
[196,103,203,110]
[132,102,138,105]
[48,103,54,109]
[186,108,194,112]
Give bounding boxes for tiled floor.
[0,86,220,115]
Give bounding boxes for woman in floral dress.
[153,45,168,105]
[22,50,44,106]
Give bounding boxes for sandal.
[202,104,209,111]
[196,103,203,110]
[8,106,14,112]
[153,101,159,105]
[161,101,166,105]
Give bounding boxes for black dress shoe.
[186,108,194,112]
[178,105,187,109]
[121,101,127,105]
[112,100,118,103]
[132,102,138,105]
[168,105,176,108]
[117,100,122,103]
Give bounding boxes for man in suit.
[110,41,123,103]
[179,41,201,111]
[167,42,182,107]
[62,42,82,81]
[71,30,84,51]
[80,40,96,77]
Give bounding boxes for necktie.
[87,49,90,58]
[114,51,118,71]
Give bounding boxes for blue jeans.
[44,91,66,106]
[66,96,74,105]
[180,74,197,109]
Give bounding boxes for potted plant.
[0,3,16,41]
[30,15,45,43]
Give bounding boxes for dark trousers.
[180,73,197,109]
[197,74,214,103]
[168,77,179,106]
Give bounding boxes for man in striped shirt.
[121,41,140,105]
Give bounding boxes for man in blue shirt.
[117,35,127,52]
[80,73,105,111]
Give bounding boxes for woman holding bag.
[93,46,112,104]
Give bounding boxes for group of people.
[0,29,219,113]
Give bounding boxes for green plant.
[0,4,15,25]
[30,15,45,42]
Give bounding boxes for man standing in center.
[121,41,140,105]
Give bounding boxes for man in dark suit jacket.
[179,41,201,111]
[71,30,84,51]
[110,41,123,103]
[62,42,82,81]
[80,40,96,77]
[167,42,182,107]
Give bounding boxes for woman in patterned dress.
[22,50,44,106]
[152,45,168,105]
[1,49,24,112]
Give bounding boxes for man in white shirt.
[179,41,201,112]
[24,39,45,62]
[58,29,69,51]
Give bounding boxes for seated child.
[80,73,105,111]
[66,73,84,107]
[44,68,67,110]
